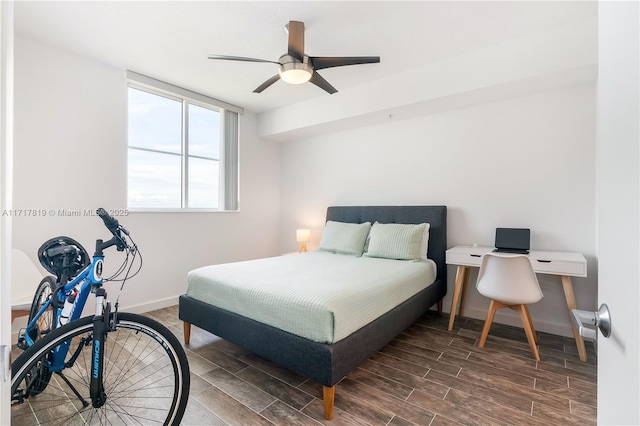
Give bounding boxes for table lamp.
[296,228,311,253]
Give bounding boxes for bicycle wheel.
[12,312,190,425]
[28,275,57,339]
[23,275,57,395]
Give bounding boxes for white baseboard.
[117,296,180,315]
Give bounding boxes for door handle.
[571,304,611,341]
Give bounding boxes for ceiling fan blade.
[253,75,281,93]
[287,21,305,62]
[208,55,281,65]
[309,56,380,70]
[309,72,337,94]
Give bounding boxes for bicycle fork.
[90,287,111,408]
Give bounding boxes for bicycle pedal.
[17,339,28,351]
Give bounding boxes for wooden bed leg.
[183,321,191,345]
[323,385,335,420]
[437,299,443,316]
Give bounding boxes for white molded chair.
[476,252,544,360]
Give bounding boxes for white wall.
[279,84,597,337]
[11,36,281,336]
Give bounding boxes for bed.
[179,205,447,419]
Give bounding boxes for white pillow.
[318,221,371,256]
[366,222,427,261]
[420,223,431,260]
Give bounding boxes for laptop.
[493,228,530,254]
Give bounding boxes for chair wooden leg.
[519,304,540,361]
[437,299,443,316]
[479,300,498,348]
[523,305,538,343]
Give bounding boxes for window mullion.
[218,110,225,210]
[182,102,189,208]
[128,146,182,156]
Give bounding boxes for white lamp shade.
[296,228,311,243]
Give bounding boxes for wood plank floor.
[146,305,597,426]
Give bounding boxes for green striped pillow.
[318,221,371,256]
[366,222,427,261]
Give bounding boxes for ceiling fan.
[208,21,380,94]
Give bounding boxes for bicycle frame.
[18,230,125,409]
[23,252,105,373]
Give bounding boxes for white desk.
[446,245,588,361]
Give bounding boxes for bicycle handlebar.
[96,208,119,234]
[95,208,129,253]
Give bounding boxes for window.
[126,72,242,210]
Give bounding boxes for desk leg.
[458,267,471,318]
[448,265,468,331]
[561,275,588,362]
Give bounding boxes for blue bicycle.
[11,208,189,425]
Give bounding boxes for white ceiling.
[14,1,597,114]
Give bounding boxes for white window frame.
[126,71,242,212]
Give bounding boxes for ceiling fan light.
[281,69,312,84]
[279,62,312,84]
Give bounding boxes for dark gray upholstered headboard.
[326,205,447,284]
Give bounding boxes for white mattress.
[187,251,437,343]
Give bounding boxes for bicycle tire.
[28,275,57,337]
[23,275,57,395]
[12,312,190,425]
